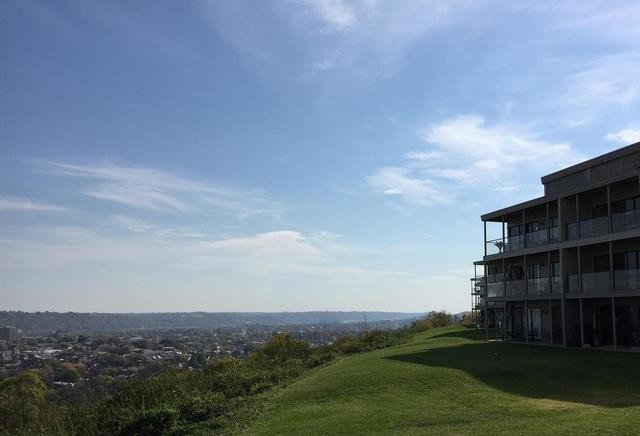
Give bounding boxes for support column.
[579,297,585,348]
[612,296,617,350]
[525,298,529,344]
[609,241,616,350]
[607,184,612,234]
[560,248,567,346]
[524,254,529,344]
[578,246,584,347]
[576,194,580,239]
[549,299,553,345]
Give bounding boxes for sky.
[1,0,640,313]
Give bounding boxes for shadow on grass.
[390,327,640,407]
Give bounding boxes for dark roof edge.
[481,195,546,221]
[541,141,640,184]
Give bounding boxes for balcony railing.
[485,238,505,255]
[582,271,611,294]
[566,273,580,293]
[551,275,561,293]
[487,281,504,297]
[505,235,525,252]
[579,216,609,238]
[614,269,640,291]
[566,222,579,241]
[506,279,525,296]
[525,229,547,248]
[527,277,549,295]
[549,226,560,243]
[612,210,640,233]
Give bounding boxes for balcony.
[527,277,549,295]
[486,274,504,297]
[506,279,525,296]
[485,238,505,255]
[566,222,579,241]
[581,271,611,294]
[612,210,640,233]
[566,273,580,293]
[549,226,561,243]
[525,229,547,248]
[551,275,561,293]
[614,269,640,291]
[505,235,525,252]
[579,217,608,238]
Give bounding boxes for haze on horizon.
[1,1,640,313]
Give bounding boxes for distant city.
[0,311,443,398]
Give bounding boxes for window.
[508,224,522,236]
[593,255,610,273]
[526,221,545,233]
[592,203,608,218]
[614,251,640,270]
[612,196,640,214]
[527,263,546,279]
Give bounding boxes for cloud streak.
[0,196,68,212]
[40,161,285,219]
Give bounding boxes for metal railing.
[485,238,505,255]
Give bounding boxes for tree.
[425,311,453,328]
[0,370,46,432]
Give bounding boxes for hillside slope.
[247,326,640,435]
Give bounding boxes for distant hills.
[0,311,425,335]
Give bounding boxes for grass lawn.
[246,326,640,435]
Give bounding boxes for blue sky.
[1,1,639,312]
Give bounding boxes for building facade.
[473,142,640,350]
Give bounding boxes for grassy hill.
[247,326,640,435]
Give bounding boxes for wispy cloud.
[605,127,640,145]
[367,167,451,206]
[0,224,401,284]
[368,115,583,206]
[209,0,472,79]
[39,161,285,219]
[0,196,68,212]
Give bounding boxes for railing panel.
[612,210,640,233]
[614,269,640,291]
[506,280,525,296]
[579,216,608,238]
[582,271,611,294]
[527,277,549,295]
[525,229,547,248]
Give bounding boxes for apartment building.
[473,142,640,350]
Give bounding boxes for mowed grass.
[246,326,640,435]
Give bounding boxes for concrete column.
[525,298,529,344]
[612,296,617,350]
[484,221,487,256]
[549,299,553,345]
[560,248,567,347]
[579,297,585,348]
[607,184,612,234]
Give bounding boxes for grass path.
[246,326,640,435]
